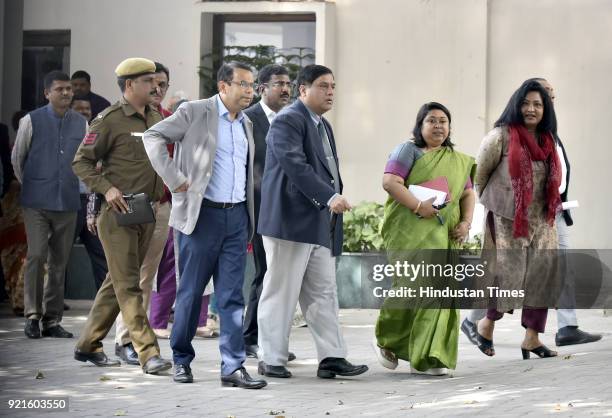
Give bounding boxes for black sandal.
[476,333,495,357]
[521,345,557,360]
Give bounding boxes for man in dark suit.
[256,65,368,380]
[243,64,296,360]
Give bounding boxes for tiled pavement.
[0,301,610,417]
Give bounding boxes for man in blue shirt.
[11,71,87,339]
[144,62,267,389]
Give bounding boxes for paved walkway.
[0,301,610,417]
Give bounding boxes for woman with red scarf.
[474,80,561,360]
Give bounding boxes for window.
[21,30,71,111]
[200,14,315,96]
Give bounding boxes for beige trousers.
[114,202,170,345]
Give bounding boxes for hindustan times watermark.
[346,249,612,309]
[372,285,524,299]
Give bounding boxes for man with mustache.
[242,64,296,360]
[113,61,174,365]
[143,62,267,389]
[11,71,86,339]
[72,58,172,375]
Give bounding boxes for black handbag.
[114,193,156,226]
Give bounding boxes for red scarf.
[507,124,561,238]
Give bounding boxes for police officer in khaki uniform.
[72,58,171,374]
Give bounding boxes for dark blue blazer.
[258,99,344,256]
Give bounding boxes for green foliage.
[199,45,315,98]
[342,202,385,253]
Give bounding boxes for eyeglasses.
[226,80,256,90]
[263,81,294,89]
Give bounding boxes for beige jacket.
[143,96,255,237]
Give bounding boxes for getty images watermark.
[370,260,525,299]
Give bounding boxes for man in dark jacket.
[256,65,368,380]
[242,64,294,360]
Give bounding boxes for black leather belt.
[202,198,245,209]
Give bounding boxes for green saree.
[375,146,475,371]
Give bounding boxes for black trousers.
[243,231,267,346]
[74,195,108,289]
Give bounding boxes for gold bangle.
[413,201,422,214]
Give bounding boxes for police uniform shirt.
[72,97,164,202]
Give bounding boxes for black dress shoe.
[222,367,267,389]
[173,364,193,383]
[555,326,602,347]
[317,358,368,379]
[115,343,139,365]
[257,361,292,378]
[74,349,121,367]
[288,351,296,362]
[461,318,478,345]
[63,303,70,311]
[143,355,172,374]
[24,319,41,339]
[42,325,73,338]
[245,344,258,358]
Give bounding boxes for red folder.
[418,176,451,203]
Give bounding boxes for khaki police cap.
[115,58,156,78]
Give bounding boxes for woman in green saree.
[373,102,476,375]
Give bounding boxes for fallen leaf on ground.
[99,376,112,381]
[563,355,573,360]
[35,370,44,379]
[337,400,344,405]
[464,400,479,404]
[268,410,284,415]
[114,410,127,416]
[114,386,125,390]
[523,366,534,372]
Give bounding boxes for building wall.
[0,0,5,118]
[333,0,487,211]
[2,0,24,132]
[23,0,200,104]
[20,0,612,248]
